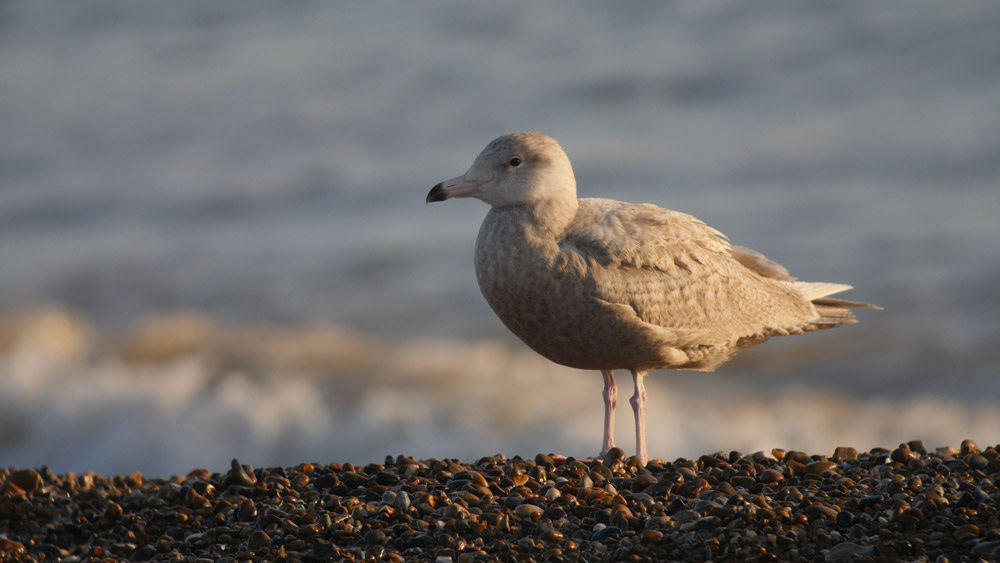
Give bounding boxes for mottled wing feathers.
[729,245,794,282]
[564,198,730,273]
[560,199,817,344]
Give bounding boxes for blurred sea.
[1,1,999,477]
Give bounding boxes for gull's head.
[426,132,576,207]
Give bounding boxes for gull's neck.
[512,194,579,240]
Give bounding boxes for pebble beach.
[2,440,998,562]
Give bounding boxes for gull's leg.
[629,369,649,464]
[599,370,617,458]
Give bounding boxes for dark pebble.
[906,440,927,455]
[758,469,784,484]
[968,454,989,470]
[406,534,435,549]
[857,495,882,510]
[247,531,271,550]
[805,460,838,475]
[229,459,256,487]
[237,499,256,521]
[534,453,555,467]
[341,471,369,488]
[590,526,622,542]
[832,446,858,461]
[542,506,566,520]
[960,439,980,454]
[891,446,914,464]
[730,475,755,489]
[5,468,42,491]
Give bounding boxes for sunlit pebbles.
[2,442,999,561]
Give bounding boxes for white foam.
[1,319,996,476]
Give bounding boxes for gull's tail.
[794,282,882,328]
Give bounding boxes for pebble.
[758,468,784,483]
[0,441,998,561]
[5,469,42,491]
[805,460,838,475]
[825,541,876,561]
[228,458,256,487]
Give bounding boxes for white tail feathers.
[794,282,854,301]
[794,281,881,330]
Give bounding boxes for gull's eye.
[508,157,523,167]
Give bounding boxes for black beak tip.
[426,183,447,203]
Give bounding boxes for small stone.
[832,446,858,461]
[313,473,340,490]
[906,440,927,454]
[824,542,876,561]
[971,540,1000,557]
[590,526,622,542]
[6,468,42,491]
[672,509,699,523]
[635,470,658,487]
[968,454,989,470]
[288,539,307,551]
[758,469,784,484]
[805,461,838,475]
[960,439,980,454]
[898,507,925,526]
[406,534,435,549]
[603,447,625,466]
[394,490,411,512]
[364,529,386,544]
[374,471,399,485]
[341,471,369,488]
[542,506,566,520]
[641,530,663,545]
[804,504,838,522]
[229,459,256,487]
[890,446,914,464]
[237,499,257,521]
[541,529,564,542]
[510,474,529,487]
[857,495,882,510]
[515,503,543,518]
[954,523,979,542]
[125,471,143,487]
[534,453,555,467]
[0,539,27,556]
[247,531,271,551]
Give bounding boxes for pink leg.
[629,369,649,464]
[599,370,617,457]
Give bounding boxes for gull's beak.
[426,174,484,203]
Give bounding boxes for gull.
[427,132,877,464]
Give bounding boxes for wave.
[0,309,997,477]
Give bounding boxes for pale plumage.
[427,132,877,464]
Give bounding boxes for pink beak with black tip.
[426,174,484,203]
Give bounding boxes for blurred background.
[1,1,998,477]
